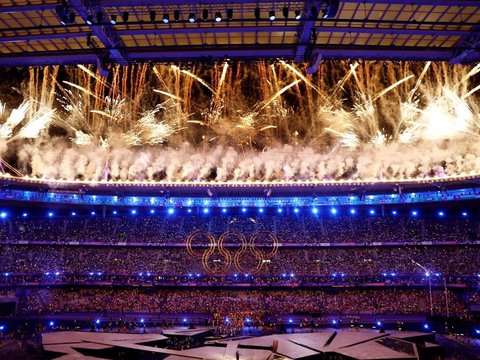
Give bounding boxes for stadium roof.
[1,0,480,72]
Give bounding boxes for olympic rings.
[185,231,279,275]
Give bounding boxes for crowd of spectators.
[17,288,469,318]
[1,244,478,278]
[0,212,477,245]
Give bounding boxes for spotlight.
[438,211,444,217]
[350,209,356,214]
[227,8,233,20]
[323,0,340,19]
[392,210,397,215]
[86,15,93,25]
[331,208,337,215]
[131,209,137,215]
[90,211,95,216]
[369,209,375,215]
[282,6,289,19]
[295,10,301,20]
[269,10,276,21]
[293,208,299,214]
[215,12,222,22]
[22,213,28,217]
[174,10,180,21]
[168,208,174,215]
[48,212,54,218]
[163,13,169,23]
[254,7,260,20]
[312,208,318,214]
[423,323,429,330]
[203,208,209,214]
[122,11,129,22]
[0,212,6,219]
[188,12,196,23]
[110,14,117,24]
[96,11,103,24]
[202,9,208,21]
[55,2,70,25]
[112,210,117,215]
[222,208,227,214]
[149,10,156,22]
[411,210,418,216]
[462,211,468,216]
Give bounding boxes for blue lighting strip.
[0,188,479,207]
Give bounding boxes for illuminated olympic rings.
[185,231,279,275]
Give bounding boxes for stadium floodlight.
[110,15,117,24]
[188,13,196,23]
[295,10,301,20]
[163,13,169,24]
[269,10,276,21]
[215,12,222,22]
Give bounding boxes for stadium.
[0,0,480,359]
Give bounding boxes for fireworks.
[0,61,478,183]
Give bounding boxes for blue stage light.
[411,210,418,216]
[294,208,299,214]
[423,323,429,330]
[462,212,468,217]
[438,211,444,217]
[150,209,155,214]
[350,209,356,214]
[49,321,55,327]
[331,208,337,214]
[475,329,480,334]
[22,213,28,217]
[188,209,192,213]
[55,272,60,276]
[95,319,100,324]
[288,319,293,324]
[113,210,117,215]
[376,321,382,326]
[168,208,174,215]
[242,207,247,213]
[277,208,283,213]
[140,318,144,323]
[369,209,375,215]
[332,319,337,325]
[91,211,95,216]
[203,208,209,214]
[131,209,137,215]
[258,208,264,213]
[0,325,4,331]
[48,212,54,218]
[183,318,187,323]
[71,212,76,216]
[222,208,227,214]
[312,207,318,214]
[392,210,397,215]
